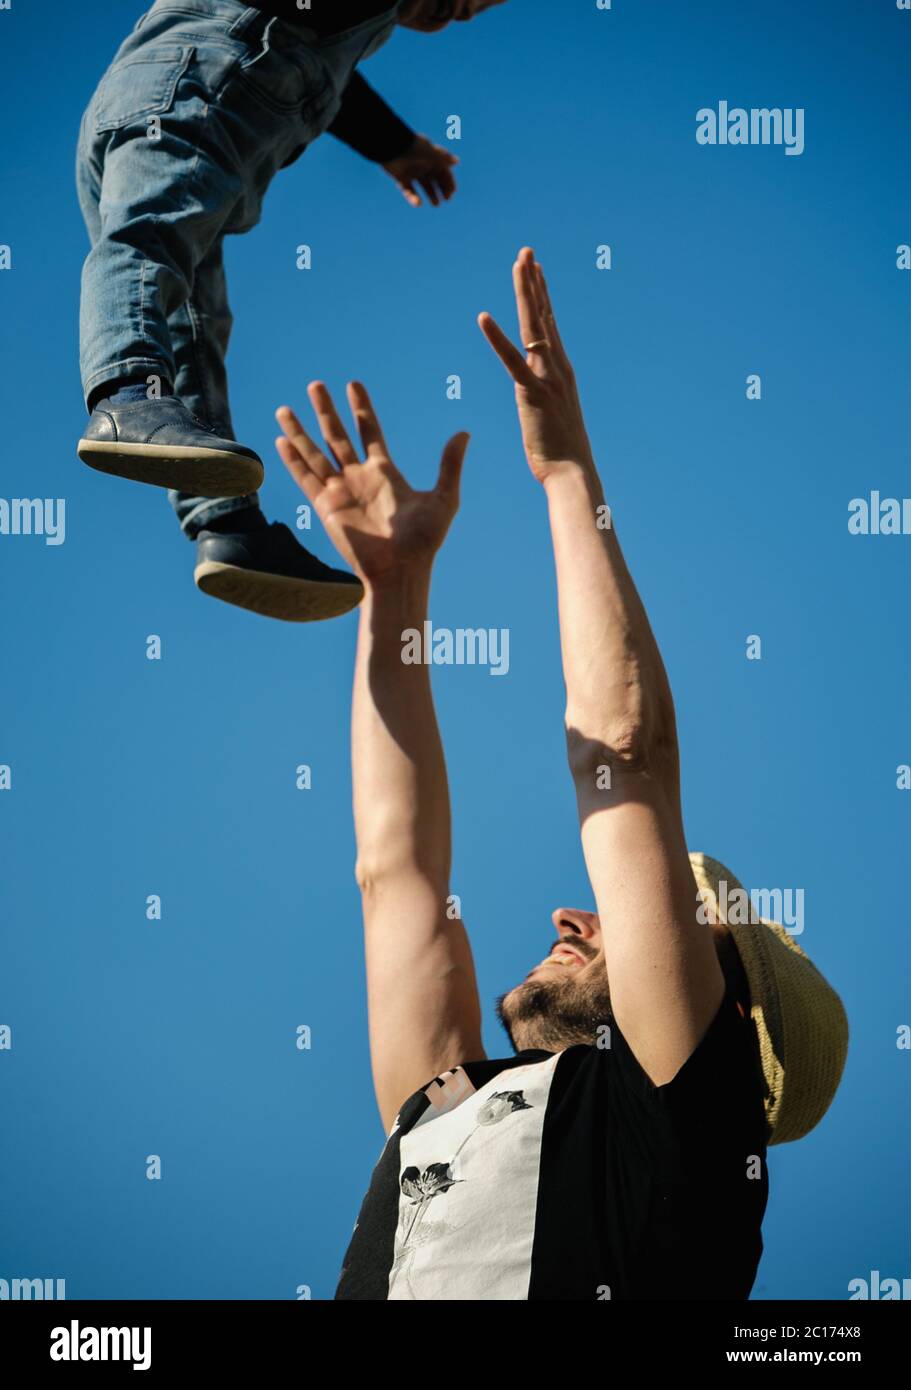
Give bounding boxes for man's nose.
[551,908,598,940]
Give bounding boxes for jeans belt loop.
[228,6,273,44]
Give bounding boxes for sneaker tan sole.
[77,439,264,498]
[194,560,364,622]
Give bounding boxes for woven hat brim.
[689,853,848,1145]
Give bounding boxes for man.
[75,0,506,621]
[276,249,849,1300]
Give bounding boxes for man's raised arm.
[276,384,484,1132]
[479,250,724,1086]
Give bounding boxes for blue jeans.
[76,0,400,537]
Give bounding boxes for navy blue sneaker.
[77,397,264,497]
[194,522,363,622]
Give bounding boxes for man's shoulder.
[605,981,769,1145]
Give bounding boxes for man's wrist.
[363,562,433,602]
[542,458,603,504]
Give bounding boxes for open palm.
[276,382,469,586]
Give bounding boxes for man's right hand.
[275,381,469,588]
[478,248,595,485]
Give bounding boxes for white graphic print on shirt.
[388,1053,562,1301]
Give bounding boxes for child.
[76,0,506,621]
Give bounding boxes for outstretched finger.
[437,164,457,199]
[477,312,540,390]
[347,381,391,462]
[307,382,361,467]
[533,259,567,356]
[513,248,548,354]
[398,179,422,207]
[435,431,470,500]
[275,435,324,503]
[275,405,336,482]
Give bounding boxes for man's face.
[397,0,509,34]
[496,908,612,1053]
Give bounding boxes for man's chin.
[496,974,611,1054]
[496,978,565,1052]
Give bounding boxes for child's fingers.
[307,382,360,467]
[275,436,324,502]
[477,312,540,390]
[435,166,457,199]
[347,381,390,461]
[275,406,336,482]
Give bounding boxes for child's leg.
[75,6,363,619]
[76,34,263,496]
[78,96,225,410]
[165,238,263,539]
[77,8,326,414]
[174,238,361,621]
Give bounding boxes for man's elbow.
[354,855,449,898]
[564,728,683,819]
[564,720,658,781]
[564,681,679,783]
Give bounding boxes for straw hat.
[689,852,848,1146]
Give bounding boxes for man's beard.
[495,966,612,1053]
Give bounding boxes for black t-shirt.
[335,980,769,1300]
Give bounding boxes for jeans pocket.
[237,40,330,117]
[94,44,195,132]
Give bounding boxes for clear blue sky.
[1,0,908,1300]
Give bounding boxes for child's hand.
[382,135,459,207]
